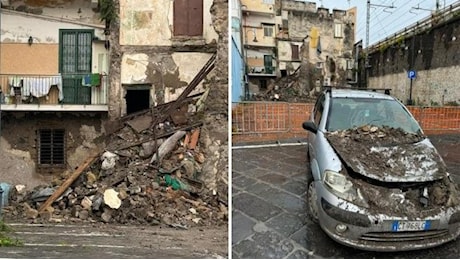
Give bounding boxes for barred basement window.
[38,129,65,167]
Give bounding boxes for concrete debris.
[150,131,187,163]
[249,74,317,102]
[81,196,92,210]
[24,202,38,219]
[86,172,97,185]
[326,125,459,217]
[101,151,119,170]
[140,139,164,159]
[104,189,121,209]
[15,185,26,194]
[2,87,227,228]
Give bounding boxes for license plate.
[392,220,431,232]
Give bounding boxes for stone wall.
[367,15,460,106]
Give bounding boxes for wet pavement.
[0,223,227,258]
[231,134,460,258]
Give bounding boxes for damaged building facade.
[0,0,219,183]
[240,0,356,98]
[112,0,218,118]
[0,0,109,176]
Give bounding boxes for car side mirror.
[302,121,317,134]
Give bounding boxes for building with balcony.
[277,0,356,91]
[237,0,356,98]
[0,0,218,176]
[241,0,277,96]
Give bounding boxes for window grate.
[38,129,65,167]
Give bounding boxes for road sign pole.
[409,78,413,105]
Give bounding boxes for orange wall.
[0,43,59,75]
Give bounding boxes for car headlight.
[324,170,368,208]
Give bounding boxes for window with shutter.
[173,0,203,36]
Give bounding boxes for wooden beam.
[38,153,99,213]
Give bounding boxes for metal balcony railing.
[247,66,277,76]
[0,73,108,109]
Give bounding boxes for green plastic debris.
[164,175,182,190]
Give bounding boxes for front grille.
[361,230,449,242]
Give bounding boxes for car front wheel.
[307,180,319,223]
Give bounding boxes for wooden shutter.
[174,0,203,36]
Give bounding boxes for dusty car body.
[303,88,460,251]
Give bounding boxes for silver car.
[302,88,460,251]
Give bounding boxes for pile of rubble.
[249,72,316,103]
[2,54,227,228]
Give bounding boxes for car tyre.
[307,179,319,223]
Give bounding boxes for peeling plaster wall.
[0,11,106,75]
[286,5,355,88]
[120,51,211,112]
[0,112,106,175]
[3,0,101,24]
[119,0,218,46]
[0,10,105,44]
[277,40,301,72]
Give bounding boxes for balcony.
[247,66,277,77]
[0,74,108,111]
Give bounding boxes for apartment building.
[239,0,356,97]
[240,0,277,97]
[0,0,218,176]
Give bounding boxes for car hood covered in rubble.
[326,125,448,182]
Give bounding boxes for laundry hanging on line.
[82,73,101,87]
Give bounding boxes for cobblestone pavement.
[231,135,460,259]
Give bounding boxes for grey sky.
[309,0,458,46]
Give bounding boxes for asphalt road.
[231,135,460,258]
[0,223,227,258]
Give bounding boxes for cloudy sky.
[310,0,459,46]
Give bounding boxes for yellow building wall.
[247,57,264,67]
[0,43,59,104]
[244,27,276,47]
[241,0,274,13]
[1,43,59,75]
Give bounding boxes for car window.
[314,94,325,126]
[326,97,422,134]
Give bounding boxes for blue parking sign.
[408,70,416,79]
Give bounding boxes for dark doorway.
[126,89,150,114]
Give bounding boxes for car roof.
[329,89,395,100]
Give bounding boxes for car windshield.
[326,97,422,134]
